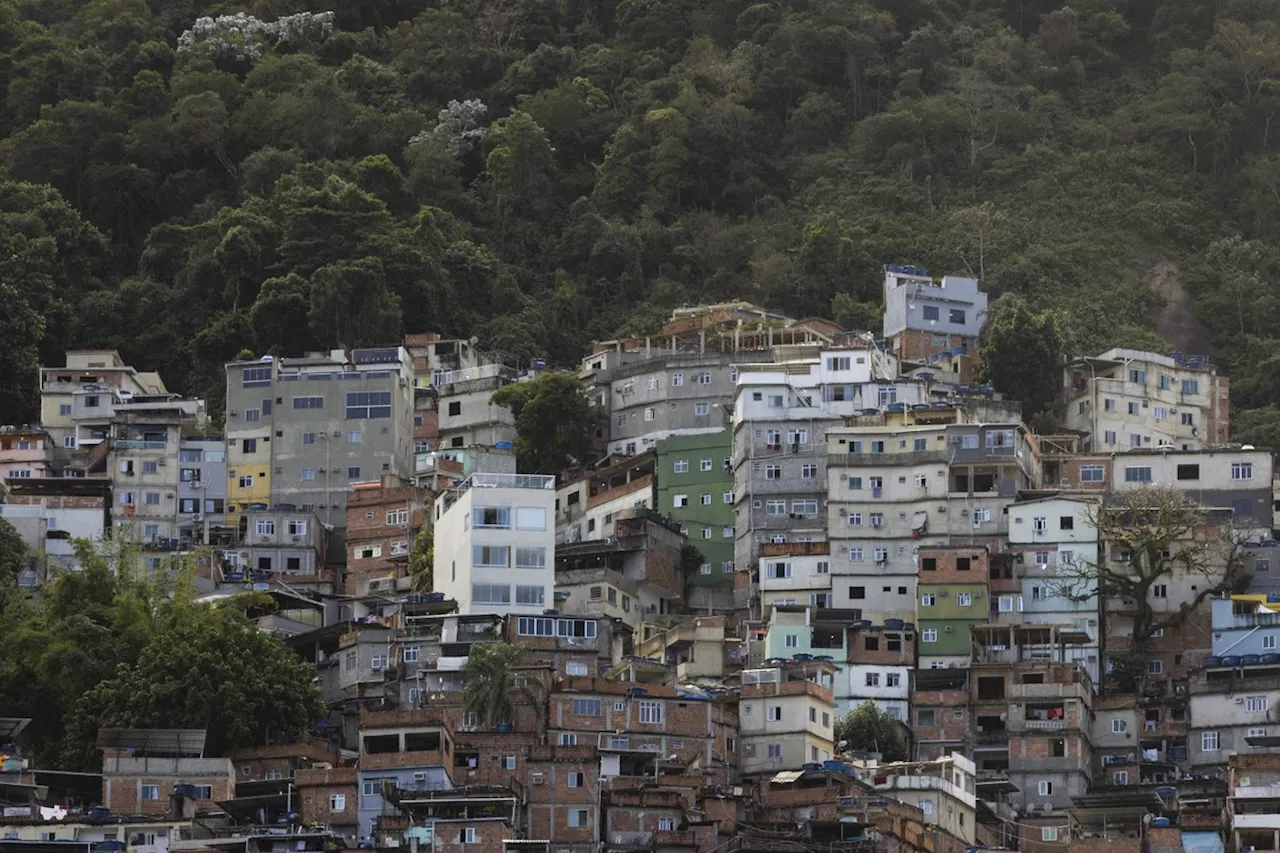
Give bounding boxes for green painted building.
[917,581,989,663]
[656,430,735,587]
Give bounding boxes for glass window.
[345,391,392,419]
[516,585,545,605]
[515,506,546,530]
[472,583,511,604]
[292,396,324,409]
[515,547,546,569]
[1123,466,1152,483]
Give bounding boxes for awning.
[772,770,805,784]
[912,512,928,532]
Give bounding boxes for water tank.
[1243,654,1262,665]
[885,618,905,630]
[1222,655,1242,667]
[530,358,548,370]
[1152,818,1171,828]
[1204,656,1222,668]
[1262,654,1280,665]
[793,653,814,662]
[853,620,873,629]
[495,441,514,450]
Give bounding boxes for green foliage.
[0,518,27,587]
[834,701,908,762]
[977,295,1066,420]
[0,0,1276,428]
[461,641,545,732]
[492,372,595,474]
[408,525,434,592]
[0,537,321,769]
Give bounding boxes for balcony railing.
[829,450,949,467]
[115,439,166,450]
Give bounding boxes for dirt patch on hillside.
[1150,261,1213,354]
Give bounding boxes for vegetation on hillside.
[2,0,1280,436]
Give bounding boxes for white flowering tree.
[409,99,490,157]
[177,11,335,67]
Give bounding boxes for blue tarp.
[1182,831,1224,853]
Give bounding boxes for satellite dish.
[469,336,479,345]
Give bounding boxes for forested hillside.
[3,0,1280,435]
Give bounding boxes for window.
[142,460,158,474]
[244,408,261,422]
[1041,827,1058,842]
[1233,462,1254,480]
[1034,551,1050,566]
[873,547,888,562]
[673,494,688,508]
[559,732,579,745]
[516,585,546,605]
[386,509,409,526]
[144,491,160,505]
[346,391,392,419]
[1038,781,1053,796]
[849,548,863,561]
[921,629,938,643]
[344,466,360,479]
[1112,719,1128,733]
[472,584,510,604]
[638,701,664,724]
[1266,636,1278,650]
[63,435,76,448]
[792,499,818,515]
[243,366,271,386]
[921,593,936,607]
[694,402,710,416]
[255,519,276,535]
[801,463,817,479]
[1248,696,1269,712]
[301,468,316,481]
[766,705,782,722]
[141,785,160,801]
[346,430,362,444]
[59,403,71,416]
[643,407,655,422]
[1124,466,1152,483]
[1153,584,1167,598]
[1032,517,1047,532]
[922,305,939,321]
[514,547,546,569]
[1154,406,1169,420]
[241,437,258,453]
[572,698,602,716]
[972,508,990,523]
[949,308,965,324]
[1104,430,1117,445]
[766,743,782,758]
[473,545,510,567]
[1182,378,1199,394]
[457,828,476,844]
[766,500,786,516]
[957,592,972,606]
[919,800,933,816]
[865,673,880,687]
[301,430,317,446]
[1202,731,1219,751]
[292,396,324,410]
[764,464,781,480]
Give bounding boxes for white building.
[432,472,556,615]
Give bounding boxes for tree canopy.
[492,372,595,473]
[0,0,1277,434]
[835,701,908,761]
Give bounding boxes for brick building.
[344,476,430,596]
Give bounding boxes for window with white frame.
[1248,696,1269,712]
[921,629,938,643]
[1202,731,1219,751]
[1112,719,1128,733]
[673,459,688,473]
[1038,781,1053,796]
[638,701,664,724]
[1234,461,1255,480]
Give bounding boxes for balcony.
[829,450,949,467]
[1019,719,1066,731]
[115,439,166,450]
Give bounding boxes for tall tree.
[491,372,595,474]
[976,294,1066,420]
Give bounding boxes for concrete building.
[916,546,992,670]
[739,660,838,775]
[98,730,233,817]
[554,514,686,630]
[107,395,207,571]
[595,353,737,457]
[1108,447,1274,532]
[1226,754,1280,853]
[853,753,978,844]
[1062,349,1230,450]
[825,406,1037,625]
[222,507,327,578]
[556,454,655,546]
[39,350,168,475]
[0,427,54,480]
[224,348,415,528]
[432,472,556,615]
[0,477,110,578]
[432,363,519,449]
[882,264,988,383]
[757,542,835,611]
[634,616,743,682]
[844,620,914,720]
[656,430,735,587]
[1189,667,1280,771]
[1006,495,1102,685]
[176,438,228,545]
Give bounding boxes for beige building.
[851,752,978,843]
[738,661,837,775]
[1063,348,1229,450]
[634,615,742,680]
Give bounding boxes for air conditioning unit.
[230,410,239,416]
[959,509,969,516]
[944,625,954,632]
[531,773,545,785]
[192,514,202,521]
[938,589,948,596]
[332,430,341,437]
[973,589,984,598]
[839,508,848,516]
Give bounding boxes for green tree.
[977,295,1066,420]
[461,642,546,733]
[834,701,908,761]
[491,372,595,474]
[407,526,434,592]
[0,518,27,587]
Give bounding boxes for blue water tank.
[1222,655,1242,667]
[1243,654,1262,665]
[1262,654,1280,665]
[885,618,905,630]
[1204,656,1222,667]
[530,358,548,370]
[495,441,514,449]
[1152,817,1171,828]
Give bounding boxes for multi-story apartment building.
[222,507,326,577]
[224,348,415,528]
[556,454,655,545]
[596,353,737,457]
[555,514,686,629]
[882,264,988,382]
[433,363,519,449]
[345,476,429,596]
[844,621,915,720]
[916,546,992,669]
[1107,446,1273,531]
[1006,495,1101,684]
[432,472,556,615]
[0,427,54,480]
[107,395,207,571]
[1062,348,1230,450]
[39,350,167,475]
[656,430,734,584]
[739,660,838,774]
[825,406,1036,624]
[851,753,979,843]
[757,542,834,611]
[175,437,228,545]
[1226,754,1280,853]
[732,345,906,570]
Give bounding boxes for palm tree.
[461,642,547,735]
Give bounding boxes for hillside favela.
[3,3,1280,853]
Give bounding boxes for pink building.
[0,428,53,481]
